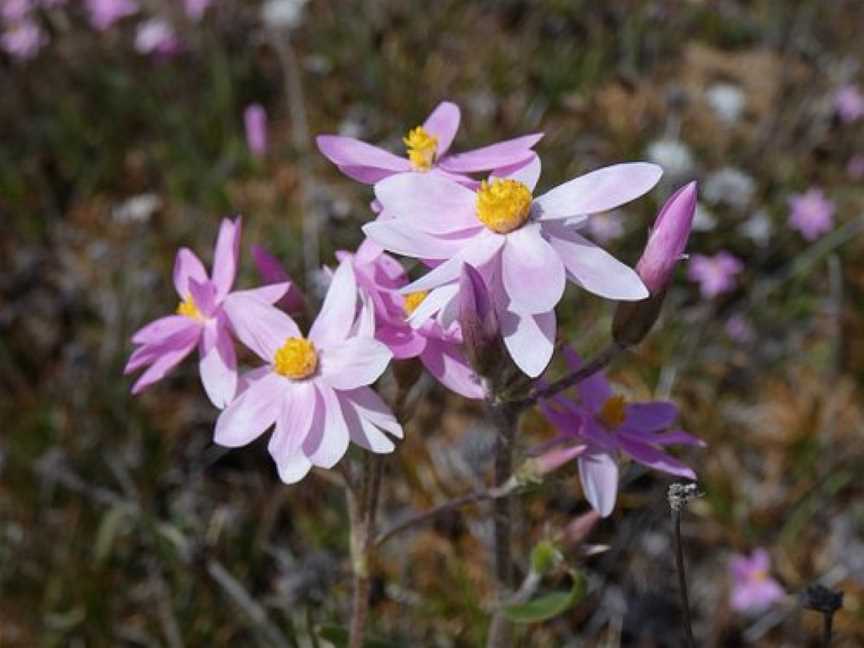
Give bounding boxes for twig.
[668,483,700,648]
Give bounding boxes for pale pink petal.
[617,435,696,479]
[213,371,283,447]
[579,452,619,517]
[231,282,292,306]
[130,335,198,394]
[400,234,506,293]
[316,135,411,184]
[502,224,566,314]
[499,307,556,378]
[407,283,459,328]
[363,219,475,259]
[497,154,541,192]
[131,315,196,345]
[422,101,460,157]
[338,387,402,453]
[188,278,217,317]
[439,133,544,173]
[319,337,392,390]
[546,224,648,300]
[222,294,301,361]
[420,338,486,399]
[373,172,478,234]
[534,162,662,220]
[198,320,238,409]
[276,455,313,484]
[376,324,427,359]
[302,383,350,468]
[309,259,357,349]
[268,381,316,472]
[211,217,241,301]
[173,247,207,299]
[340,386,403,439]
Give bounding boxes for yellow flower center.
[598,395,627,429]
[753,569,769,583]
[273,337,318,380]
[476,179,533,233]
[403,290,428,317]
[177,296,202,320]
[403,126,438,171]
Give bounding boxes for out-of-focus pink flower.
[585,212,625,243]
[316,101,542,186]
[538,348,704,517]
[184,0,212,20]
[730,549,785,613]
[244,103,268,158]
[86,0,138,30]
[215,259,401,484]
[125,218,289,408]
[251,245,306,316]
[788,188,835,241]
[688,251,743,299]
[1,17,45,60]
[365,157,655,377]
[135,18,181,57]
[848,155,864,180]
[834,84,864,124]
[2,0,33,21]
[725,314,754,343]
[337,240,485,399]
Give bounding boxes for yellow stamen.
[273,337,318,380]
[403,291,428,316]
[177,296,202,320]
[403,126,437,171]
[753,569,769,583]
[476,179,533,233]
[598,395,627,429]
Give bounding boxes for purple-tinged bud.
[244,103,268,158]
[613,181,697,348]
[251,245,306,316]
[458,263,500,377]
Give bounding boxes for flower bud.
[251,245,306,316]
[458,263,501,377]
[613,181,696,347]
[244,103,268,158]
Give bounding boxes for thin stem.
[672,508,696,648]
[822,611,834,647]
[348,455,383,648]
[510,343,621,410]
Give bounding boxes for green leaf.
[502,574,586,624]
[317,625,399,648]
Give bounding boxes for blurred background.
[2,0,864,645]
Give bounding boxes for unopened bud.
[251,245,306,316]
[458,263,501,377]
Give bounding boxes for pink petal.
[232,282,292,306]
[578,452,619,517]
[340,386,403,439]
[214,370,283,447]
[423,101,461,157]
[222,293,301,361]
[198,320,238,409]
[211,216,241,301]
[419,338,486,399]
[363,219,475,260]
[338,387,402,453]
[130,335,198,394]
[617,436,696,479]
[131,315,197,345]
[316,135,410,184]
[534,162,662,220]
[309,259,357,349]
[188,278,217,317]
[276,455,313,484]
[623,402,679,432]
[439,133,544,173]
[546,224,648,300]
[502,224,565,314]
[407,283,459,328]
[499,307,555,378]
[376,323,427,359]
[302,384,350,468]
[639,429,706,447]
[497,154,541,192]
[173,247,207,299]
[268,381,316,480]
[319,337,392,390]
[373,172,479,234]
[400,234,506,293]
[563,348,612,413]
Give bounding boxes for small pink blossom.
[85,0,138,31]
[687,251,743,299]
[135,18,181,57]
[730,549,785,613]
[244,103,268,158]
[725,314,754,343]
[834,84,864,124]
[2,0,33,21]
[317,101,542,187]
[184,0,212,21]
[215,259,401,484]
[788,188,835,241]
[1,17,45,60]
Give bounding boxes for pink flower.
[687,251,743,298]
[365,157,656,376]
[338,240,485,399]
[244,104,268,158]
[2,0,34,21]
[725,314,754,343]
[730,549,785,613]
[1,17,45,60]
[834,84,864,124]
[184,0,212,21]
[316,101,542,186]
[215,259,401,484]
[135,19,181,57]
[539,348,704,516]
[788,188,835,241]
[125,218,288,408]
[585,212,625,243]
[85,0,138,31]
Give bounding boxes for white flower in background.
[705,83,746,124]
[112,193,162,224]
[692,202,717,232]
[646,138,693,179]
[703,167,755,210]
[261,0,308,29]
[739,210,772,246]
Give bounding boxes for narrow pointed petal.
[400,234,505,293]
[211,216,241,301]
[579,452,619,517]
[188,278,217,317]
[407,283,459,328]
[198,321,238,409]
[423,101,460,157]
[316,135,410,184]
[338,388,400,453]
[309,259,358,348]
[502,224,565,314]
[276,455,313,484]
[173,248,207,299]
[268,381,316,467]
[495,154,541,192]
[363,219,475,260]
[131,315,197,345]
[222,293,301,361]
[439,133,544,173]
[499,307,555,377]
[373,172,478,233]
[420,338,486,399]
[617,436,696,479]
[213,371,283,447]
[319,337,392,390]
[376,323,427,359]
[535,162,662,220]
[303,384,350,469]
[623,402,679,431]
[341,386,403,439]
[130,335,198,394]
[232,282,292,306]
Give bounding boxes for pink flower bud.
[251,245,305,316]
[458,263,500,376]
[613,182,696,347]
[244,103,268,158]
